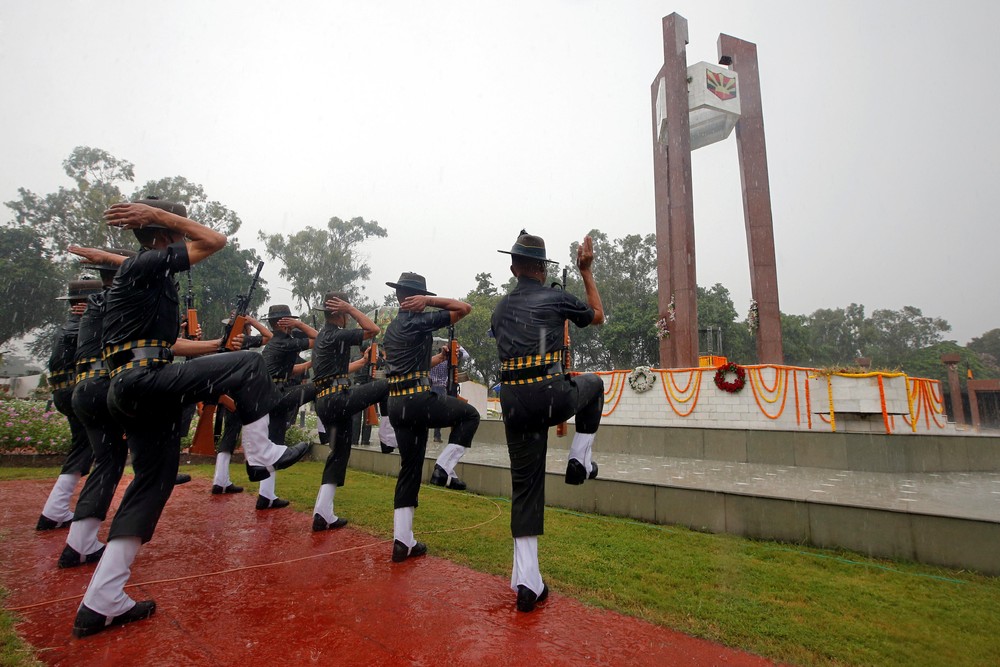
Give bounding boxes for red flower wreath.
[713,362,746,393]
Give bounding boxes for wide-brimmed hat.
[80,247,137,273]
[56,279,103,301]
[498,229,558,264]
[312,290,349,312]
[136,196,187,229]
[266,304,298,321]
[385,272,436,296]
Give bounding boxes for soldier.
[310,292,385,531]
[255,304,317,510]
[428,336,471,489]
[491,231,605,612]
[35,279,102,531]
[381,272,480,562]
[57,247,134,567]
[72,199,309,638]
[210,314,273,495]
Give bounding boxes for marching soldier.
[310,292,385,530]
[35,279,102,530]
[254,304,317,509]
[72,199,308,637]
[491,231,605,612]
[381,272,480,562]
[210,314,273,495]
[57,247,134,567]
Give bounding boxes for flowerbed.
[0,399,71,455]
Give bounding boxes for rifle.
[220,260,264,351]
[185,270,199,339]
[556,266,570,437]
[445,323,467,401]
[363,338,380,426]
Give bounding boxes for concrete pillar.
[718,35,783,364]
[651,13,698,368]
[941,353,965,425]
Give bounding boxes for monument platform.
[342,420,1000,576]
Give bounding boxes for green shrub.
[0,399,71,454]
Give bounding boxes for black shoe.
[256,496,290,510]
[429,464,467,491]
[312,514,349,531]
[380,442,395,454]
[36,515,69,531]
[211,483,244,495]
[245,462,271,482]
[58,544,105,569]
[565,460,587,485]
[274,441,311,470]
[360,441,372,446]
[72,600,156,638]
[391,539,427,563]
[589,462,599,480]
[175,473,192,485]
[516,584,549,613]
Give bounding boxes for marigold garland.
[657,368,703,417]
[713,363,746,394]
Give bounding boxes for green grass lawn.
[3,463,999,666]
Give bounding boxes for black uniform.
[261,330,315,446]
[102,242,283,543]
[70,288,126,523]
[215,333,266,455]
[383,310,480,509]
[491,274,604,537]
[313,324,388,486]
[48,313,93,478]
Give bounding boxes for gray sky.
[2,0,997,344]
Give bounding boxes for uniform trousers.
[268,382,317,446]
[388,389,480,509]
[52,385,94,476]
[71,377,127,522]
[216,407,242,454]
[106,351,280,543]
[316,380,388,486]
[500,373,604,537]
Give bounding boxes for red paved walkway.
[1,478,774,666]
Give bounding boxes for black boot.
[516,584,549,612]
[72,600,156,638]
[58,544,105,569]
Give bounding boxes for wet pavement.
[1,477,774,666]
[434,439,1000,523]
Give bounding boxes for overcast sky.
[1,0,997,345]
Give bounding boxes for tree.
[566,231,658,371]
[698,283,755,364]
[3,147,270,345]
[866,306,950,367]
[133,176,268,336]
[259,217,387,311]
[966,328,1000,377]
[5,146,136,255]
[0,227,63,351]
[455,273,503,389]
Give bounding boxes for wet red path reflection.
[2,478,774,666]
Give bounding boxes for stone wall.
[587,365,952,436]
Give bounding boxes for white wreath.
[627,366,656,393]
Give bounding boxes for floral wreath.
[713,362,746,394]
[627,366,657,393]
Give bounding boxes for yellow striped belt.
[317,384,351,399]
[387,371,430,397]
[500,352,565,385]
[75,357,108,383]
[104,341,174,379]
